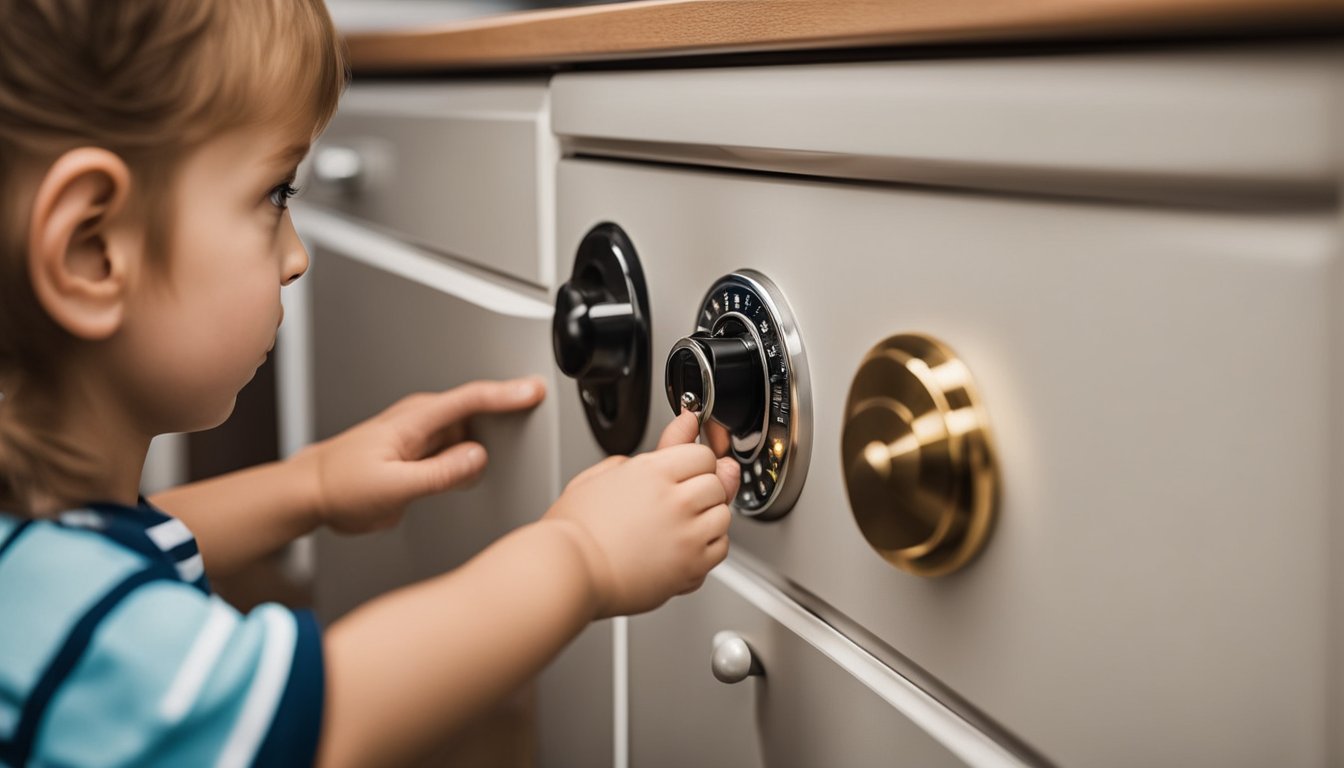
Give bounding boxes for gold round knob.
[841,334,997,577]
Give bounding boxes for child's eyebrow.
[268,143,311,168]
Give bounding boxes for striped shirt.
[0,499,323,767]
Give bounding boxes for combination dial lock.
[665,270,810,519]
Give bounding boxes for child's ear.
[27,148,135,340]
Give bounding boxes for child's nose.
[282,247,309,285]
[280,217,310,285]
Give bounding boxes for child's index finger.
[656,409,701,449]
[399,377,546,441]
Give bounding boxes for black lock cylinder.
[665,330,764,437]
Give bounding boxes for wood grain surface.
[345,0,1343,72]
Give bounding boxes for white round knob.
[711,631,763,684]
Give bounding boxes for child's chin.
[185,395,239,433]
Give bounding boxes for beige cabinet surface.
[556,154,1339,766]
[307,81,557,287]
[629,573,966,768]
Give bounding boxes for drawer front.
[553,47,1340,206]
[557,158,1337,765]
[307,81,555,287]
[630,570,967,768]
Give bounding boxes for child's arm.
[151,377,547,577]
[316,413,736,768]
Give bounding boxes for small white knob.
[711,631,763,684]
[312,145,364,188]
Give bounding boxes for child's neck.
[23,376,151,515]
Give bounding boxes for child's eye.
[268,181,301,210]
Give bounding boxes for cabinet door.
[629,571,968,768]
[309,246,558,616]
[305,236,614,766]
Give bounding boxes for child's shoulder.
[0,510,324,768]
[0,505,218,679]
[0,510,200,669]
[0,511,152,597]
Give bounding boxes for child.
[0,1,738,766]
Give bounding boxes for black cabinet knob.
[553,224,651,456]
[553,282,636,382]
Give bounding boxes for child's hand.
[295,377,546,534]
[541,411,738,618]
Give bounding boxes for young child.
[0,1,738,766]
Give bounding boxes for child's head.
[0,0,347,512]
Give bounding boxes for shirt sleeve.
[33,580,325,768]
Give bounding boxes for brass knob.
[841,334,997,577]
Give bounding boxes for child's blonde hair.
[0,0,348,513]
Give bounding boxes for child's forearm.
[316,519,600,768]
[149,453,322,578]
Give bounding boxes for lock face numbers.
[665,270,810,520]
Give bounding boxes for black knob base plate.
[554,223,651,456]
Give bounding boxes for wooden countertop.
[344,0,1344,73]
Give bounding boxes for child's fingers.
[693,503,733,544]
[656,410,701,449]
[677,532,729,596]
[702,420,732,457]
[702,533,730,569]
[421,421,467,458]
[715,456,741,502]
[676,474,728,512]
[399,377,546,444]
[650,442,717,482]
[400,440,489,498]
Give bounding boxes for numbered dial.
[665,271,810,519]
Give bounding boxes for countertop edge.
[343,0,1344,73]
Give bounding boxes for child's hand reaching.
[295,376,547,534]
[541,411,740,618]
[318,411,739,765]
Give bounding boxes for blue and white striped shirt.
[0,499,323,767]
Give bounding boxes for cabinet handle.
[711,631,763,684]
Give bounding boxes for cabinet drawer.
[630,567,977,767]
[558,157,1337,765]
[306,81,555,287]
